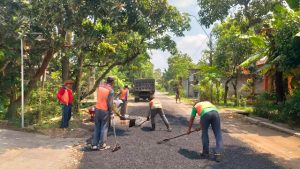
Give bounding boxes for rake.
[157,130,198,144]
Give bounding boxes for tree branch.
[80,50,141,100]
[0,60,10,76]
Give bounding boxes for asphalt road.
[78,93,283,169]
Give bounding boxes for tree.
[213,19,253,105]
[0,0,191,119]
[163,53,194,93]
[197,0,281,28]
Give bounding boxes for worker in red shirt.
[119,85,129,119]
[56,80,74,128]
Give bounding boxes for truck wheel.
[134,97,139,102]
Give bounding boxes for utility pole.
[209,34,213,103]
[188,14,214,102]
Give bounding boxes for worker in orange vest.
[91,77,115,150]
[119,85,129,119]
[147,95,172,132]
[56,80,74,128]
[187,101,224,162]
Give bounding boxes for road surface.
[1,93,299,169]
[78,93,296,169]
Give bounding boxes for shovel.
[157,130,198,144]
[111,118,121,152]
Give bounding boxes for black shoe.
[200,153,209,158]
[215,153,223,162]
[151,124,155,131]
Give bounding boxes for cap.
[64,80,74,85]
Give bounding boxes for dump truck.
[133,79,155,102]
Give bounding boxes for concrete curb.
[244,116,300,138]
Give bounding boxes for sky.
[150,0,211,70]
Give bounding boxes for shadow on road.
[178,148,201,160]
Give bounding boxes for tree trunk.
[73,53,84,116]
[61,54,70,82]
[216,82,220,104]
[232,74,239,106]
[251,74,256,104]
[224,77,232,104]
[6,87,18,120]
[275,70,285,103]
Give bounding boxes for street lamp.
[20,32,45,128]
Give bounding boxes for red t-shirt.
[57,87,73,105]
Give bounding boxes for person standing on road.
[187,101,224,162]
[56,80,74,129]
[119,85,129,119]
[147,95,172,132]
[91,77,115,150]
[175,85,181,103]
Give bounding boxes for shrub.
[282,90,300,126]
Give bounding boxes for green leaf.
[240,49,268,68]
[258,63,273,75]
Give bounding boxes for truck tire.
[134,97,139,102]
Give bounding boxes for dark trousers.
[120,99,127,116]
[92,109,109,146]
[61,105,72,128]
[201,110,224,154]
[150,108,170,129]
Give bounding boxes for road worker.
[56,80,74,129]
[119,85,129,119]
[187,101,224,162]
[175,85,181,103]
[147,95,172,132]
[91,77,115,150]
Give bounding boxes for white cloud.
[149,50,170,70]
[150,34,208,70]
[176,34,209,61]
[169,0,196,9]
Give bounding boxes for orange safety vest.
[119,88,128,100]
[96,85,112,111]
[149,99,162,109]
[194,101,216,116]
[61,89,69,105]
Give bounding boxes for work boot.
[91,145,98,151]
[215,153,223,162]
[150,124,156,131]
[200,153,209,159]
[99,143,110,151]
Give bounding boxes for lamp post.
[20,33,45,128]
[20,37,25,128]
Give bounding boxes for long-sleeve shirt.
[56,87,73,105]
